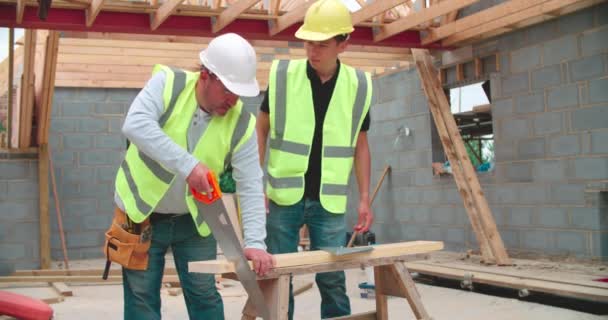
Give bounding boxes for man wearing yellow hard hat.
[256,0,374,318]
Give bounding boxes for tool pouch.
[102,207,151,278]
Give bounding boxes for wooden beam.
[18,30,36,149]
[39,143,50,269]
[7,28,14,149]
[268,0,314,36]
[0,274,180,283]
[406,262,608,303]
[424,0,552,45]
[269,0,281,15]
[412,49,510,265]
[474,57,481,78]
[374,265,389,320]
[375,0,479,42]
[85,0,104,27]
[413,49,495,263]
[16,0,25,24]
[37,31,60,145]
[190,241,443,274]
[392,262,430,319]
[443,0,587,46]
[150,0,185,30]
[212,0,260,32]
[352,0,409,25]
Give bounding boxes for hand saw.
[191,172,270,320]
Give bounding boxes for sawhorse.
[193,248,437,320]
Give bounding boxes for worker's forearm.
[354,133,371,202]
[256,112,270,165]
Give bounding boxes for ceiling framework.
[0,0,601,48]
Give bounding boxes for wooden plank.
[16,0,25,24]
[412,49,510,265]
[456,63,464,82]
[268,0,314,36]
[241,275,289,319]
[352,0,409,25]
[37,31,60,145]
[151,0,185,30]
[0,274,180,283]
[374,0,479,42]
[406,262,608,303]
[50,282,73,296]
[412,49,495,264]
[12,268,178,277]
[190,241,443,274]
[18,30,36,148]
[424,0,552,44]
[373,265,389,320]
[86,0,104,27]
[474,58,482,78]
[330,311,376,320]
[392,262,430,319]
[39,143,51,269]
[269,0,281,15]
[374,264,406,298]
[443,0,587,46]
[416,260,608,290]
[7,28,14,149]
[212,0,261,32]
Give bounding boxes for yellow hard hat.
[295,0,354,41]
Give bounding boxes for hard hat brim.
[218,74,261,97]
[295,28,350,42]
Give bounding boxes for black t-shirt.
[260,60,371,201]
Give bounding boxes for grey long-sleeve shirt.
[114,71,266,250]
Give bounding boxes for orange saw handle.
[190,171,222,204]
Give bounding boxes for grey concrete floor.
[4,268,605,320]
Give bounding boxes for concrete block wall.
[348,3,608,260]
[47,87,137,260]
[0,155,40,273]
[0,85,265,266]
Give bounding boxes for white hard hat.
[199,33,260,97]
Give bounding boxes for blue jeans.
[122,214,223,320]
[266,198,351,320]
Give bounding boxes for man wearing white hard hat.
[110,33,274,319]
[256,0,374,319]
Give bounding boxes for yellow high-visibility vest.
[115,64,255,236]
[266,59,372,213]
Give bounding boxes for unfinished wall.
[0,78,262,267]
[349,3,608,260]
[0,154,40,273]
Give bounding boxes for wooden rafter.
[443,0,591,45]
[352,0,410,25]
[375,0,480,42]
[269,0,281,15]
[212,0,261,32]
[424,0,552,45]
[268,0,314,36]
[86,0,104,27]
[16,0,25,24]
[150,0,185,30]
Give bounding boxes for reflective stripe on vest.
[267,59,372,213]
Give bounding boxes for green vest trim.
[266,59,372,213]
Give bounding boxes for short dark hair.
[334,34,349,43]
